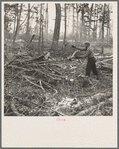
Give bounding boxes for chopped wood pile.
[95,54,113,73]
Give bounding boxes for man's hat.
[84,42,90,46]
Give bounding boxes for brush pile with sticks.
[4,41,113,116]
[4,53,67,116]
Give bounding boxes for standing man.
[70,42,99,80]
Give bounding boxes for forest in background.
[4,3,113,116]
[4,3,113,53]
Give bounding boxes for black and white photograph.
[2,1,118,148]
[4,2,114,116]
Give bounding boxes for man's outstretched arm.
[72,45,86,51]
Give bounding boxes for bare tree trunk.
[93,4,96,41]
[107,4,110,43]
[101,4,106,54]
[13,4,22,45]
[107,27,109,43]
[13,11,17,37]
[4,5,7,41]
[72,4,74,43]
[88,4,93,41]
[108,6,111,43]
[67,5,70,37]
[51,4,61,51]
[63,4,67,45]
[38,4,42,50]
[35,10,39,35]
[42,4,44,51]
[46,3,48,39]
[75,4,79,44]
[80,9,84,42]
[26,4,30,40]
[95,5,98,41]
[42,22,44,50]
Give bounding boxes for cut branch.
[22,75,45,92]
[11,97,24,116]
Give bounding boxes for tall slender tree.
[76,4,79,44]
[42,4,44,50]
[46,4,49,39]
[88,4,93,40]
[63,3,67,45]
[107,4,110,43]
[101,4,106,54]
[13,4,23,45]
[51,4,61,51]
[80,5,84,42]
[72,4,75,43]
[38,4,42,50]
[26,3,30,39]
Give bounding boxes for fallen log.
[101,58,112,63]
[76,105,98,116]
[74,92,112,109]
[96,59,113,72]
[100,63,113,72]
[95,55,113,60]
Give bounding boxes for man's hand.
[68,58,72,61]
[67,55,74,61]
[65,43,69,47]
[72,45,77,48]
[72,45,86,51]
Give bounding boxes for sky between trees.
[3,1,115,48]
[4,2,113,36]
